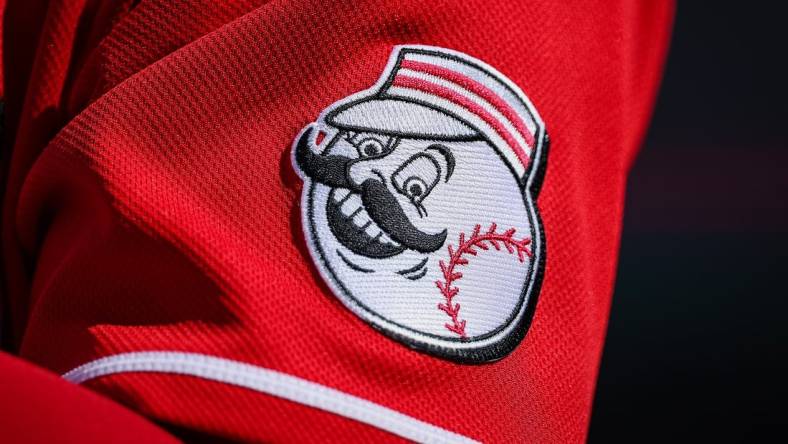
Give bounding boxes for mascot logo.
[292,45,548,363]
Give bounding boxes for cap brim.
[326,98,479,140]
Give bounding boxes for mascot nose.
[347,159,387,189]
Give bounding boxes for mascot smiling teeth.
[292,45,548,363]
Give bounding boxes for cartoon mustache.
[295,127,352,188]
[295,128,447,253]
[360,179,447,253]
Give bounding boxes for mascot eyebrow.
[425,144,455,181]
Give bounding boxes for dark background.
[588,2,787,442]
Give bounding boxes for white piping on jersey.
[63,351,479,444]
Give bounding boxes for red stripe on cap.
[392,75,530,170]
[401,59,535,147]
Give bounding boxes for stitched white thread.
[290,45,548,363]
[63,351,479,444]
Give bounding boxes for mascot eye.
[356,137,387,158]
[403,177,429,201]
[393,153,441,207]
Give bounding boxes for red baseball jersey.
[0,1,673,442]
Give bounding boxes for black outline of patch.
[298,46,549,364]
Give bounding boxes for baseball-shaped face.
[294,123,540,359]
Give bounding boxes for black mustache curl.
[360,179,447,253]
[295,128,447,253]
[295,127,352,188]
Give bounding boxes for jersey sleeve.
[2,1,674,442]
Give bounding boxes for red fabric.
[1,1,674,442]
[0,351,179,443]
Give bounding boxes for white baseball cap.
[324,45,544,181]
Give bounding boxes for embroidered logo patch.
[292,45,548,363]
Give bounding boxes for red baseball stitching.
[435,223,533,338]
